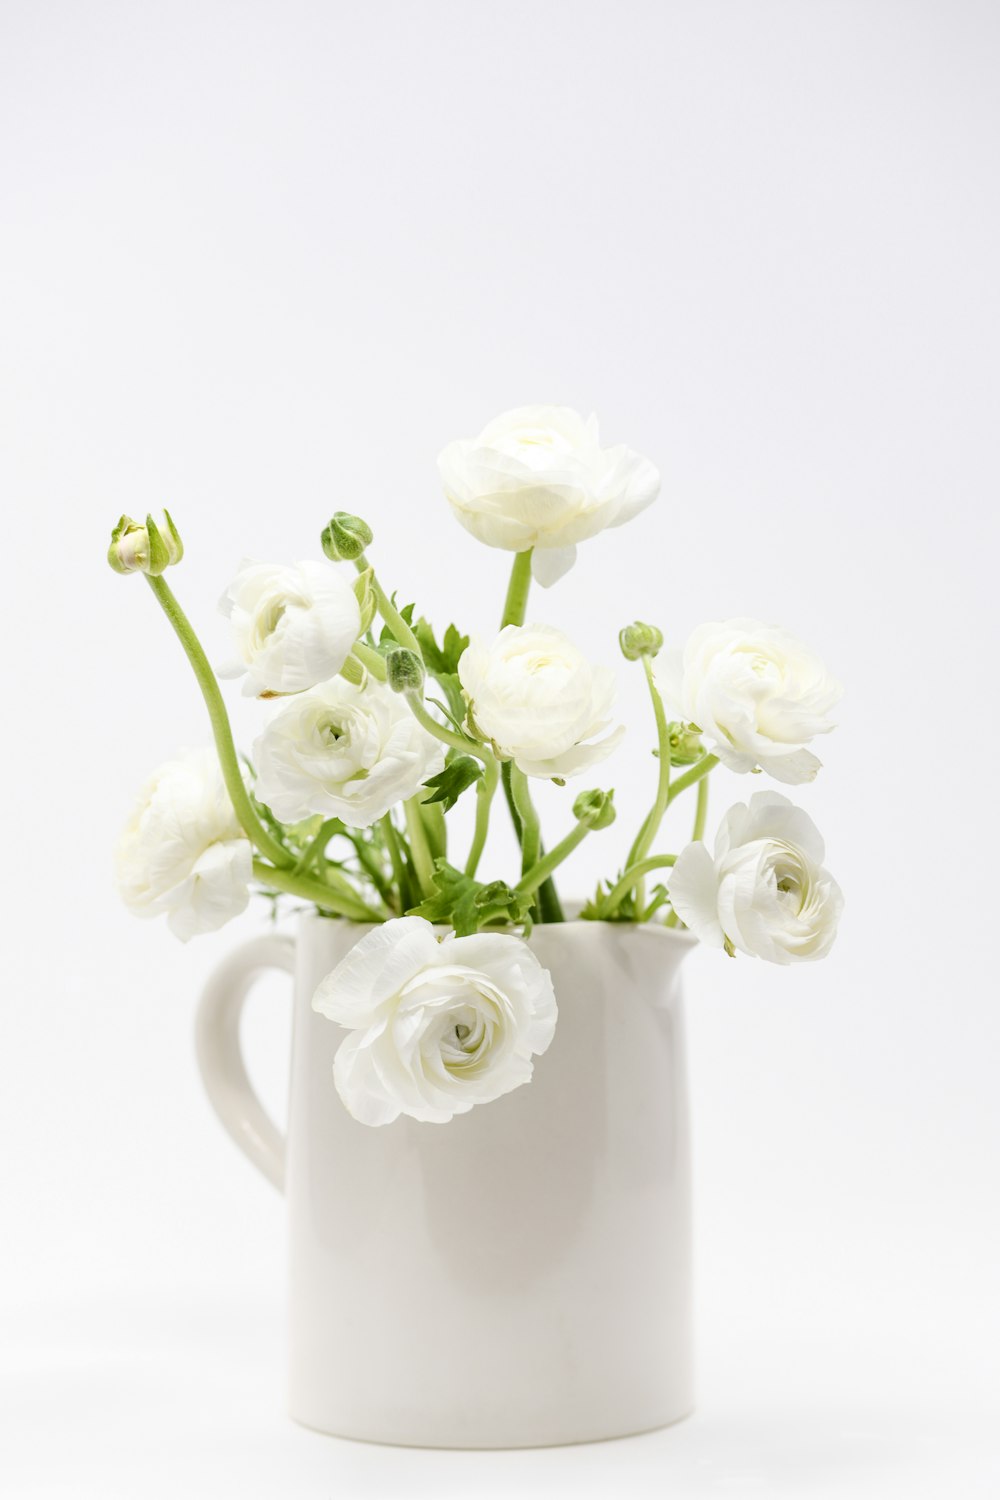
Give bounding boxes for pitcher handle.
[195,933,295,1192]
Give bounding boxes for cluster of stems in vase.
[129,529,701,933]
[111,405,843,967]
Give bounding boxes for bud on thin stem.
[666,722,704,765]
[321,511,374,562]
[386,647,425,696]
[619,621,663,661]
[573,787,616,829]
[107,511,184,576]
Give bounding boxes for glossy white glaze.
[196,912,695,1447]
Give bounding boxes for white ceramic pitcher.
[196,912,695,1448]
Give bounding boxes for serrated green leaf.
[408,860,532,936]
[421,756,484,813]
[413,617,469,677]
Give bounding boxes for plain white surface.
[2,1,998,1495]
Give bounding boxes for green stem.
[509,765,540,877]
[404,797,435,895]
[598,854,678,917]
[381,814,413,910]
[407,695,485,759]
[145,575,292,869]
[357,557,422,654]
[666,753,719,806]
[626,655,673,871]
[536,875,566,925]
[624,655,673,913]
[420,798,447,863]
[352,641,388,681]
[515,821,592,898]
[500,549,533,629]
[347,835,397,912]
[501,761,523,840]
[692,774,710,842]
[465,756,498,878]
[252,859,382,921]
[293,818,338,875]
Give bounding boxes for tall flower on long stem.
[438,405,659,585]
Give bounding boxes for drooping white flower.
[668,791,843,964]
[252,678,446,828]
[312,916,558,1125]
[219,560,361,697]
[438,405,659,586]
[655,619,842,784]
[116,748,251,942]
[457,623,624,780]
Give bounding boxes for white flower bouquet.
[111,405,843,1126]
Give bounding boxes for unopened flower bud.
[573,787,616,829]
[107,511,183,576]
[619,621,663,661]
[666,721,704,765]
[352,566,377,631]
[321,511,374,562]
[386,647,425,696]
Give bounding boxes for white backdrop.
[2,2,998,1496]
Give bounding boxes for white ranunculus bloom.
[438,405,659,586]
[252,678,446,828]
[116,748,252,942]
[457,623,624,780]
[668,791,843,965]
[312,916,558,1125]
[219,560,362,697]
[655,619,842,784]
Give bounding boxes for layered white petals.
[438,405,658,584]
[252,678,445,828]
[457,623,624,780]
[116,748,251,942]
[669,791,843,965]
[219,559,361,696]
[312,917,558,1125]
[655,619,842,784]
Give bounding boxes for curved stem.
[356,556,422,654]
[408,696,486,759]
[598,854,678,917]
[666,752,719,806]
[509,765,540,877]
[145,575,292,869]
[515,821,591,898]
[351,641,388,681]
[465,756,498,878]
[626,655,673,872]
[293,818,338,875]
[500,549,533,629]
[252,859,383,921]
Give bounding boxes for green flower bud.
[386,647,425,696]
[665,721,704,765]
[352,566,377,631]
[321,511,374,562]
[573,787,616,829]
[107,511,183,576]
[619,621,663,661]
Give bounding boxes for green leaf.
[414,617,469,677]
[408,860,533,936]
[421,756,484,813]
